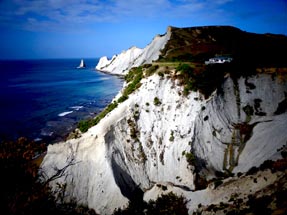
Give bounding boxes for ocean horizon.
[0,58,123,143]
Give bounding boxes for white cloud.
[0,0,234,31]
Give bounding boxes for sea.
[0,59,123,143]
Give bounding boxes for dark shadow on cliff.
[111,156,143,202]
[104,123,144,202]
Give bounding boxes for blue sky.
[0,0,286,59]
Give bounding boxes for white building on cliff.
[205,56,233,64]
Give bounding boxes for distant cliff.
[41,26,287,215]
[96,28,171,75]
[96,25,287,75]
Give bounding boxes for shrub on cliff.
[78,119,94,133]
[153,97,162,106]
[145,64,159,76]
[113,192,188,215]
[185,152,196,166]
[78,101,118,133]
[176,63,229,98]
[0,137,98,215]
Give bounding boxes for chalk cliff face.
[96,46,142,75]
[41,26,287,215]
[96,29,171,75]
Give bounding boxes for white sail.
[77,59,86,69]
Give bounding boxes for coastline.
[96,68,125,78]
[50,70,125,144]
[0,58,124,144]
[33,68,126,164]
[34,71,124,166]
[55,68,125,143]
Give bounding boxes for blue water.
[0,59,123,143]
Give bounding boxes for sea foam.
[58,111,73,117]
[70,106,84,111]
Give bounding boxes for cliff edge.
[95,27,172,75]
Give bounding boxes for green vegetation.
[158,71,164,77]
[127,118,139,140]
[160,26,287,68]
[182,150,196,166]
[78,101,118,132]
[119,66,143,102]
[113,192,188,215]
[185,152,196,166]
[157,26,287,98]
[169,130,174,142]
[77,120,92,133]
[176,63,194,76]
[0,137,97,215]
[124,66,143,83]
[117,95,128,103]
[153,97,162,106]
[78,67,144,133]
[145,64,159,76]
[133,109,140,121]
[79,26,287,133]
[175,63,230,98]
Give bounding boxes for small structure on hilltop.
[205,56,233,65]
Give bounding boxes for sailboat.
[77,59,86,69]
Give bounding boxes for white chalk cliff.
[96,30,171,75]
[41,27,287,215]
